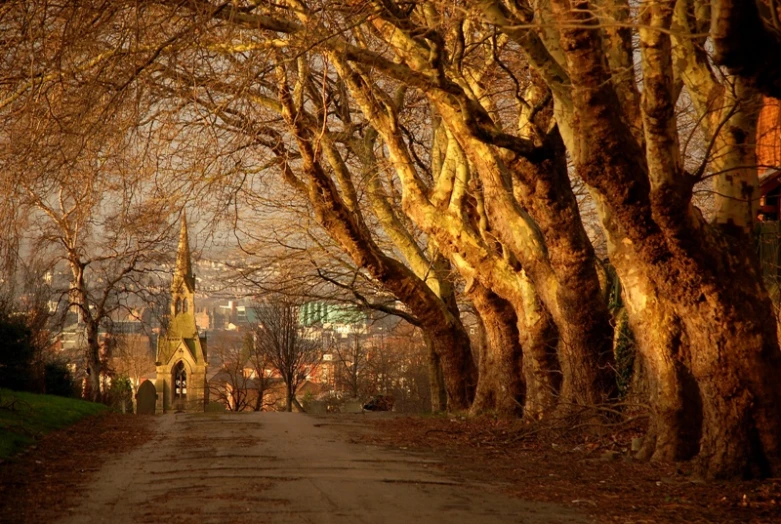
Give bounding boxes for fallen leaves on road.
[363,415,781,524]
[2,411,780,523]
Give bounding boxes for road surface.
[59,412,587,523]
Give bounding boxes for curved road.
[60,412,587,523]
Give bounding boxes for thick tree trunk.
[427,319,475,410]
[614,241,781,477]
[711,0,781,99]
[682,254,781,478]
[613,247,700,462]
[596,174,781,478]
[425,333,447,412]
[516,272,559,419]
[428,252,474,411]
[506,135,616,411]
[468,283,524,418]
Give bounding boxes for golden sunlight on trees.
[2,0,781,481]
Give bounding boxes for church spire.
[173,214,195,292]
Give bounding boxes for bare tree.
[251,299,321,412]
[243,332,275,412]
[208,334,276,412]
[329,333,370,400]
[208,342,255,412]
[7,169,173,401]
[109,333,155,394]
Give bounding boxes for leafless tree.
[208,341,255,412]
[251,298,321,412]
[328,333,370,400]
[108,333,155,394]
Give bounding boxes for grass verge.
[0,389,107,459]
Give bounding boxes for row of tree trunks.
[326,46,611,420]
[273,63,477,410]
[550,0,781,478]
[436,108,614,412]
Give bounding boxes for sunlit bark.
[547,0,781,478]
[468,281,524,417]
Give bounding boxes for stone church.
[155,216,208,413]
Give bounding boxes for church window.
[174,361,187,398]
[183,298,188,313]
[175,298,181,314]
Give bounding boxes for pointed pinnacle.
[173,214,194,290]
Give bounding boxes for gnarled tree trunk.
[425,333,448,412]
[611,242,701,462]
[516,271,559,419]
[468,282,524,418]
[550,0,781,478]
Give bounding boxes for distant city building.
[299,302,367,338]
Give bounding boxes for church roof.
[157,335,206,366]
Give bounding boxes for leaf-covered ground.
[2,411,780,523]
[362,415,781,523]
[0,412,154,524]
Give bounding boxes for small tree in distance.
[251,299,321,412]
[208,342,254,412]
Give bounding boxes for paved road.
[60,412,587,523]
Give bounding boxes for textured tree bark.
[681,249,781,478]
[425,333,447,413]
[516,271,559,420]
[509,142,616,411]
[468,282,524,418]
[550,0,781,478]
[611,242,701,462]
[435,110,615,410]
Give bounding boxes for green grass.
[0,389,108,459]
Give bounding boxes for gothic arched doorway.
[173,361,187,411]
